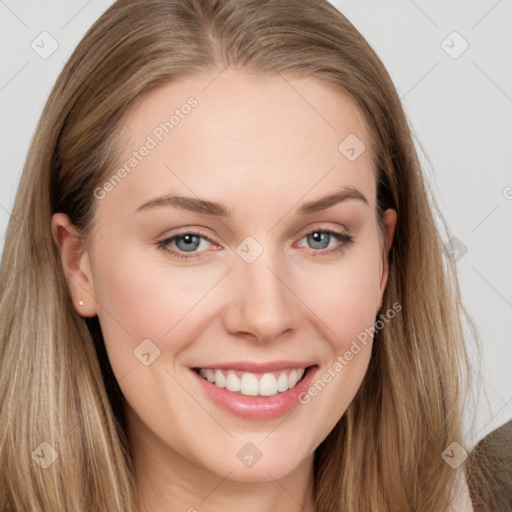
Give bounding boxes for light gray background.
[1,0,511,448]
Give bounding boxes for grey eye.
[306,231,332,250]
[174,234,202,252]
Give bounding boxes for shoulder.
[451,467,474,512]
[466,419,512,511]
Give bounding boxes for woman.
[0,0,482,510]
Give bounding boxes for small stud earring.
[78,300,84,306]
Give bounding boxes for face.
[53,69,396,488]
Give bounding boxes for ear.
[377,208,397,312]
[51,213,97,317]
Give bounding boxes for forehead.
[105,69,376,217]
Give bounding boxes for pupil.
[309,231,329,249]
[177,234,199,251]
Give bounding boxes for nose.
[222,245,303,343]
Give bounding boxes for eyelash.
[157,225,354,260]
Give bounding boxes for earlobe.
[51,213,97,317]
[377,208,397,311]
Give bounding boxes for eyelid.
[157,222,354,259]
[294,222,354,253]
[157,227,217,250]
[295,221,349,239]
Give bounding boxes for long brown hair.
[0,0,480,510]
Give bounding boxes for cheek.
[91,228,382,371]
[296,252,382,349]
[90,240,228,367]
[291,255,381,440]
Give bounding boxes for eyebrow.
[135,186,369,217]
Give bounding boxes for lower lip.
[190,366,318,420]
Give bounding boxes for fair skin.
[54,68,411,511]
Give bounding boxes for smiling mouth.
[191,365,315,397]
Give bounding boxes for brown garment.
[467,420,512,512]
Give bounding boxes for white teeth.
[214,369,226,388]
[240,373,259,396]
[259,373,278,396]
[276,372,289,392]
[197,367,307,396]
[226,371,241,392]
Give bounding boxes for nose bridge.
[224,240,302,341]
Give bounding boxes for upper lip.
[191,360,317,373]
